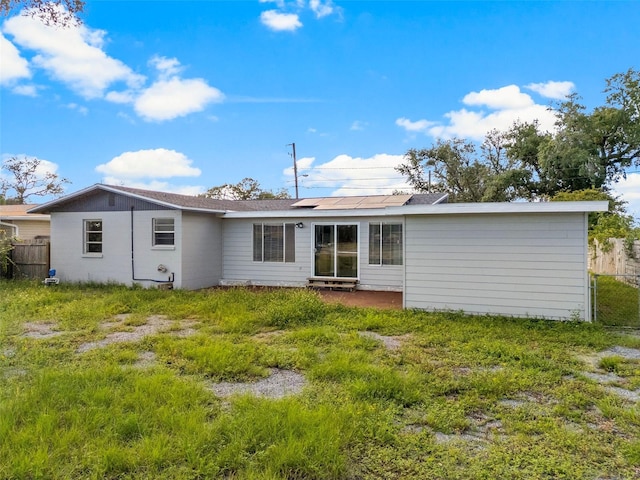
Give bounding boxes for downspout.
[0,221,19,238]
[130,206,175,284]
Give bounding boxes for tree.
[201,177,290,200]
[397,69,640,203]
[0,155,70,204]
[551,189,639,251]
[1,0,84,26]
[396,134,532,202]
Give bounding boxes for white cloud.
[96,149,202,179]
[258,1,340,31]
[612,172,640,221]
[12,84,37,96]
[0,33,31,85]
[259,0,287,6]
[526,81,575,100]
[104,90,136,104]
[396,83,561,140]
[66,103,88,115]
[310,0,335,18]
[260,10,303,31]
[3,11,145,99]
[134,77,224,121]
[463,85,534,110]
[283,153,412,196]
[395,117,435,133]
[350,120,367,131]
[149,55,183,78]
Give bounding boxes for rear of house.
[29,184,607,321]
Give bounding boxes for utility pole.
[288,142,299,199]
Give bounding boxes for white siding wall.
[404,212,589,320]
[358,217,404,291]
[50,210,182,287]
[221,216,404,290]
[222,217,311,286]
[181,212,223,289]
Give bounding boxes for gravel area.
[208,368,306,399]
[358,331,408,350]
[77,315,173,353]
[22,322,65,339]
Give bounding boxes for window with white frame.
[369,222,402,265]
[153,218,175,246]
[253,223,295,262]
[84,219,102,254]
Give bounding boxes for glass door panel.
[314,224,358,278]
[314,225,334,277]
[337,225,358,278]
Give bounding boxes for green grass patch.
[594,275,640,327]
[1,281,640,479]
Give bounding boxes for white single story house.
[29,184,608,321]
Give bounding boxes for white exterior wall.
[221,216,404,290]
[50,210,182,288]
[181,212,223,289]
[222,217,311,286]
[404,212,590,320]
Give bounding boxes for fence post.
[593,274,598,323]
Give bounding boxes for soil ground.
[316,289,403,309]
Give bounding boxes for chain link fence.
[591,273,640,326]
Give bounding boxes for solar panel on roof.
[291,194,414,210]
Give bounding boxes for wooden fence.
[589,239,640,286]
[7,239,50,280]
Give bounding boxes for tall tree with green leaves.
[397,68,640,203]
[201,177,290,200]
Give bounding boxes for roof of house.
[27,183,608,218]
[28,184,449,214]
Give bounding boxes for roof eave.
[27,184,228,214]
[221,200,609,218]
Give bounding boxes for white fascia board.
[222,201,609,219]
[0,215,50,221]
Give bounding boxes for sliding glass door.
[314,224,358,278]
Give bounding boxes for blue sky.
[1,0,639,218]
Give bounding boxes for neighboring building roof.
[0,204,50,221]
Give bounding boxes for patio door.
[314,224,358,278]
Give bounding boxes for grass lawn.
[594,274,640,327]
[2,281,640,479]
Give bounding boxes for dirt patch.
[208,368,306,399]
[77,315,174,353]
[579,346,640,402]
[358,331,409,350]
[132,351,157,368]
[21,322,65,339]
[317,290,402,309]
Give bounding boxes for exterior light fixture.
[296,222,304,229]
